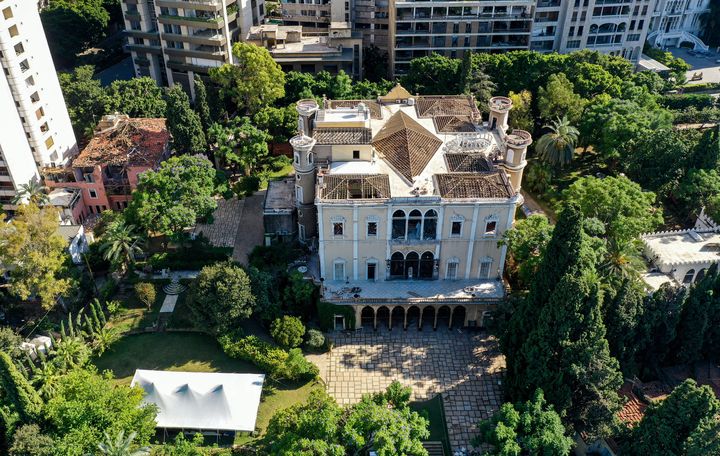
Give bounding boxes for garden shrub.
[317,301,355,331]
[660,94,715,110]
[148,238,231,271]
[234,175,261,197]
[682,82,720,93]
[305,329,325,350]
[98,279,118,302]
[218,334,318,381]
[270,316,305,348]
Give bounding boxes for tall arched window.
[423,210,437,240]
[406,251,420,279]
[392,210,406,240]
[390,252,405,278]
[683,269,696,284]
[407,210,422,240]
[695,268,707,283]
[419,251,434,278]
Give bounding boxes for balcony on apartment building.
[157,5,235,28]
[397,6,532,21]
[155,0,226,12]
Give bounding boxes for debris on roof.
[435,172,515,199]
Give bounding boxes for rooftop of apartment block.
[72,115,169,168]
[308,85,520,201]
[246,23,360,60]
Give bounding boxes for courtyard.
[311,327,505,452]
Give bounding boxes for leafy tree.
[472,389,573,456]
[96,430,150,456]
[165,86,207,154]
[210,43,285,114]
[402,53,461,94]
[283,271,317,319]
[189,261,255,333]
[685,415,720,456]
[567,62,622,99]
[100,221,144,273]
[507,90,533,131]
[270,316,306,348]
[537,73,585,124]
[362,45,389,82]
[253,105,297,144]
[127,155,218,236]
[603,278,646,375]
[40,0,110,67]
[535,116,579,168]
[675,265,717,364]
[0,328,22,362]
[0,351,42,423]
[58,66,110,138]
[153,433,216,456]
[599,237,645,285]
[523,162,552,195]
[134,283,156,311]
[106,78,167,118]
[12,181,49,205]
[316,70,354,99]
[563,175,663,244]
[207,117,269,174]
[45,368,157,456]
[9,424,54,456]
[701,0,720,46]
[623,379,720,456]
[283,71,317,102]
[246,266,280,321]
[465,61,496,109]
[192,75,212,132]
[0,204,71,309]
[498,214,553,289]
[677,168,720,217]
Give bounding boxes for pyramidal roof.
[371,111,442,182]
[379,83,412,102]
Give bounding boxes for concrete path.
[159,294,178,313]
[231,191,266,265]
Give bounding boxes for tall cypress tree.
[165,85,207,154]
[676,264,717,364]
[502,203,586,399]
[193,75,212,132]
[604,278,645,375]
[0,351,42,423]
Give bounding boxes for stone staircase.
[162,277,186,295]
[422,441,445,456]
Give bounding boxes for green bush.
[305,329,325,350]
[682,82,720,93]
[234,175,261,197]
[218,334,318,381]
[148,238,231,271]
[98,279,118,302]
[660,94,716,110]
[270,316,305,348]
[317,301,355,331]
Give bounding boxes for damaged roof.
[435,172,515,199]
[73,118,169,168]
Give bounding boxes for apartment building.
[288,86,531,329]
[0,0,78,210]
[121,0,265,95]
[648,0,710,50]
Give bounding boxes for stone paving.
[193,197,246,248]
[313,328,505,453]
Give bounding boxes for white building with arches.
[290,86,531,330]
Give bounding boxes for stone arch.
[683,269,696,284]
[391,306,405,330]
[423,209,438,240]
[390,251,405,278]
[408,209,423,240]
[406,251,420,279]
[392,210,406,240]
[420,306,435,331]
[437,305,451,329]
[376,306,390,330]
[451,305,467,329]
[407,305,421,329]
[361,306,375,329]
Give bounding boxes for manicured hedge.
[660,93,716,110]
[681,82,720,93]
[149,244,231,271]
[218,334,318,381]
[317,301,355,332]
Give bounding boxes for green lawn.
[410,395,452,456]
[260,162,294,190]
[105,281,168,334]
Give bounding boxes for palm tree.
[100,221,144,274]
[600,238,646,284]
[12,180,49,205]
[534,116,580,168]
[97,430,150,456]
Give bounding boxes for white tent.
[131,370,265,432]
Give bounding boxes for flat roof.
[324,278,505,302]
[638,54,671,72]
[264,178,295,213]
[131,370,265,432]
[642,229,720,268]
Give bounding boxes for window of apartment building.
[45,136,54,150]
[569,26,575,37]
[484,218,497,236]
[333,260,346,281]
[577,26,584,36]
[14,42,24,56]
[8,25,18,38]
[130,20,141,30]
[2,7,13,20]
[367,220,378,237]
[25,76,35,88]
[446,258,459,280]
[333,221,344,237]
[89,189,98,199]
[30,91,39,103]
[479,258,493,279]
[567,40,581,48]
[627,34,640,42]
[20,60,30,73]
[638,20,644,30]
[630,20,636,31]
[133,37,144,45]
[40,122,49,133]
[465,22,471,33]
[450,218,463,237]
[463,36,470,47]
[452,23,459,34]
[642,5,648,15]
[352,150,360,159]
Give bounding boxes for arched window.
[590,24,598,34]
[423,210,437,240]
[695,268,707,282]
[599,23,615,33]
[406,251,420,279]
[419,251,434,278]
[683,269,695,284]
[408,210,422,240]
[617,22,626,32]
[390,252,405,278]
[392,210,406,240]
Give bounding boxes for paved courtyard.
[311,328,505,452]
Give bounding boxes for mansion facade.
[288,86,531,330]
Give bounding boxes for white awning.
[130,370,265,432]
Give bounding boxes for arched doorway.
[406,251,420,279]
[391,306,405,330]
[361,306,374,329]
[419,251,434,279]
[683,269,695,284]
[406,306,420,330]
[376,306,390,330]
[451,306,466,329]
[420,306,435,331]
[437,305,451,330]
[390,252,405,279]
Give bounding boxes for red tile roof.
[617,382,648,426]
[73,118,169,168]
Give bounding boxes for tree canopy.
[41,0,109,68]
[207,117,270,174]
[106,78,167,118]
[58,66,110,139]
[165,86,207,154]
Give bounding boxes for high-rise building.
[0,0,78,209]
[648,0,711,50]
[121,0,265,95]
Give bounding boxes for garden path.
[231,191,266,265]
